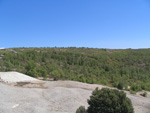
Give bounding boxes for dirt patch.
[16,82,31,86]
[15,82,47,89]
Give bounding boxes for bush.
[140,92,147,97]
[87,88,134,113]
[76,106,87,113]
[117,81,124,90]
[130,85,142,92]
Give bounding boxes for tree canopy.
[87,88,134,113]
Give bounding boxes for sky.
[0,0,150,49]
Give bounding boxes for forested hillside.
[0,47,150,91]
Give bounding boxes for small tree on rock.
[117,81,124,90]
[87,88,134,113]
[76,106,87,113]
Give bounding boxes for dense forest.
[0,47,150,91]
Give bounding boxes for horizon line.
[2,46,150,50]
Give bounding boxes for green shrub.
[76,106,87,113]
[130,85,142,92]
[140,92,147,97]
[87,88,134,113]
[117,81,124,90]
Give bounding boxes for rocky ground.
[0,72,150,113]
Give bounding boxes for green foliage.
[25,60,37,77]
[117,81,124,90]
[50,69,64,80]
[25,60,36,71]
[1,48,150,91]
[87,88,134,113]
[140,92,147,97]
[130,84,142,92]
[26,69,38,77]
[39,68,47,78]
[76,106,87,113]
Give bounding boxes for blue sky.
[0,0,150,49]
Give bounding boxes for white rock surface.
[0,72,39,83]
[0,72,150,113]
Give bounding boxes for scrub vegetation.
[76,88,134,113]
[0,47,150,91]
